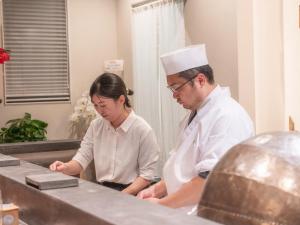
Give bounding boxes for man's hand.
[145,197,160,204]
[137,185,156,199]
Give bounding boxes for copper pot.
[198,132,300,225]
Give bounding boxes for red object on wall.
[0,48,10,64]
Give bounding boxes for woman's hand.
[49,160,83,176]
[49,161,67,172]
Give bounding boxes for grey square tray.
[0,154,20,167]
[25,173,78,190]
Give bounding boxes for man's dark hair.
[178,65,214,84]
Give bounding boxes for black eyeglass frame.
[167,75,198,93]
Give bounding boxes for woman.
[50,73,159,195]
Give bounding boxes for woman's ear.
[119,95,126,105]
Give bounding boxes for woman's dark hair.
[89,73,134,107]
[179,64,214,84]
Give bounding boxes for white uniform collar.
[196,85,231,113]
[183,85,231,133]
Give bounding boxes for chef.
[137,44,254,214]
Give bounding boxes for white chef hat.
[160,44,208,76]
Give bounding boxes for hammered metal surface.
[198,132,300,225]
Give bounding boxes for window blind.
[2,0,70,104]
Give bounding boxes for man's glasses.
[167,76,197,93]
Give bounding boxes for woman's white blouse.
[73,111,160,184]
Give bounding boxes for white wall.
[283,0,300,130]
[236,0,256,122]
[237,0,285,133]
[0,0,118,139]
[116,0,133,89]
[253,0,285,132]
[184,0,239,100]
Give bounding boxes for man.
[137,44,254,214]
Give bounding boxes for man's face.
[167,74,200,110]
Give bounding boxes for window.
[2,0,70,104]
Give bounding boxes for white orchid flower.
[74,105,85,113]
[70,113,80,122]
[76,97,88,106]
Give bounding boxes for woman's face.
[91,95,124,122]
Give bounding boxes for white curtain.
[132,0,186,174]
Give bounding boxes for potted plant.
[0,113,48,143]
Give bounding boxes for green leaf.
[6,118,21,125]
[24,113,31,120]
[31,120,48,128]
